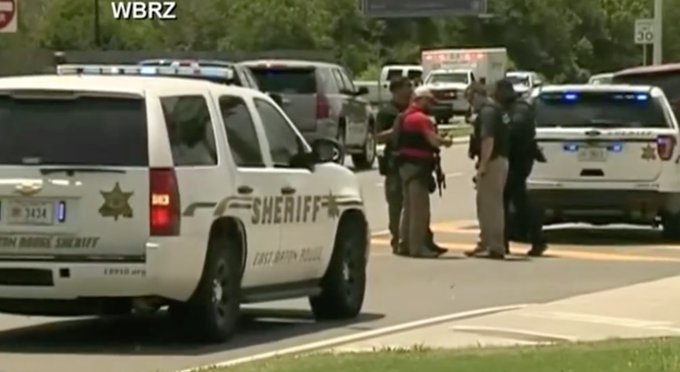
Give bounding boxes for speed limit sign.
[0,0,17,33]
[635,19,654,45]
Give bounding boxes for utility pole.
[653,0,662,64]
[94,0,101,48]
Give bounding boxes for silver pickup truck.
[241,59,376,170]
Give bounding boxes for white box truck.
[420,48,507,123]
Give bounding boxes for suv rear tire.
[351,127,376,170]
[309,217,367,320]
[662,212,680,241]
[169,235,241,343]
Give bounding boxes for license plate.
[578,147,607,162]
[5,200,55,225]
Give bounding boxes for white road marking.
[375,172,463,187]
[176,304,533,372]
[520,311,680,332]
[450,325,578,342]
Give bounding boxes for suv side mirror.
[356,86,369,96]
[534,80,543,87]
[311,138,342,164]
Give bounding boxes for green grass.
[214,338,680,372]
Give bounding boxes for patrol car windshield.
[426,73,469,84]
[0,95,148,166]
[534,92,670,128]
[249,67,317,94]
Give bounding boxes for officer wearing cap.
[466,79,512,260]
[397,86,453,258]
[376,78,446,256]
[505,86,548,256]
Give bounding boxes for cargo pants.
[385,171,436,253]
[399,163,432,255]
[476,157,509,255]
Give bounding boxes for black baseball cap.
[495,78,516,95]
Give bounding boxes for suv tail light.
[150,168,181,236]
[657,135,677,161]
[316,93,330,119]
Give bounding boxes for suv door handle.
[237,186,253,194]
[281,98,291,105]
[281,186,296,195]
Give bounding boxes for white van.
[378,65,424,103]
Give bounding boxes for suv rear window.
[248,67,317,94]
[535,91,669,128]
[0,94,148,166]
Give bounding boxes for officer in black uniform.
[376,77,445,256]
[505,94,548,256]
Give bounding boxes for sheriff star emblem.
[99,182,134,220]
[641,144,656,160]
[325,192,340,219]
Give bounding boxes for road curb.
[177,304,533,372]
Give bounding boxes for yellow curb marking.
[371,238,680,263]
[430,220,479,234]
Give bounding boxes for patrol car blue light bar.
[57,64,234,80]
[540,92,650,102]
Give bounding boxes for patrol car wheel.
[662,212,680,241]
[170,236,241,343]
[309,217,367,320]
[351,128,376,170]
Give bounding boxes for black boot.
[427,241,448,255]
[527,241,548,257]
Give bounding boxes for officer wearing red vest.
[397,86,453,258]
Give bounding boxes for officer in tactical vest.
[376,78,446,256]
[505,93,548,256]
[465,80,512,259]
[397,86,453,258]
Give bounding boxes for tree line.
[1,0,679,82]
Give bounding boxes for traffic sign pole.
[653,0,662,64]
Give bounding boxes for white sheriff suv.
[0,65,369,342]
[528,84,680,239]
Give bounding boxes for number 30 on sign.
[634,19,654,45]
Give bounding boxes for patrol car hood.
[314,163,362,198]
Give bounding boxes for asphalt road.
[2,144,680,372]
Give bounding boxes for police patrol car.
[0,65,368,342]
[528,84,680,239]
